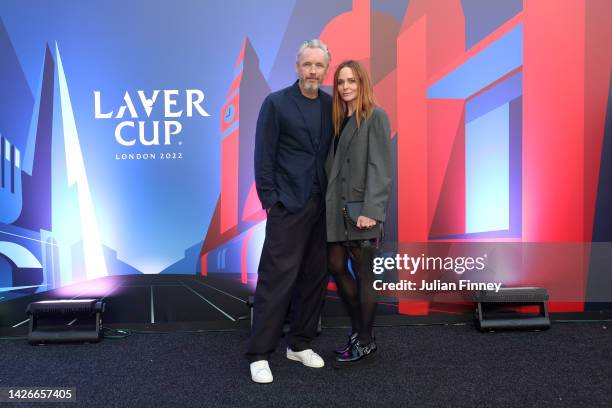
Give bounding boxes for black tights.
[328,242,377,344]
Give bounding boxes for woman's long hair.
[332,60,376,137]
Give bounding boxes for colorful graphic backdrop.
[1,0,612,320]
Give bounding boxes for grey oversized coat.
[325,107,393,242]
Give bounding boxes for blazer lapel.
[328,115,358,184]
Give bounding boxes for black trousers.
[246,194,328,362]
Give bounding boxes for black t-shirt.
[299,94,323,194]
[334,115,351,156]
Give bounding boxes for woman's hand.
[356,216,377,229]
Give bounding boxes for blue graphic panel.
[466,103,509,233]
[465,71,522,123]
[461,0,523,50]
[427,24,523,99]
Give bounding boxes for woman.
[325,60,392,364]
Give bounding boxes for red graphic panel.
[220,130,239,234]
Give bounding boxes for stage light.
[473,287,550,331]
[26,299,105,344]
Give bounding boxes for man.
[247,39,332,384]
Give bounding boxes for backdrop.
[1,0,612,327]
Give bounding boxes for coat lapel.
[328,115,358,184]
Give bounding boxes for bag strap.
[342,206,358,228]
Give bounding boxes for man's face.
[296,47,328,92]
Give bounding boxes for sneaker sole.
[251,377,273,384]
[332,353,378,369]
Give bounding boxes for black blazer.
[254,80,332,213]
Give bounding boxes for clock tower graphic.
[199,38,270,284]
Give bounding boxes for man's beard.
[301,78,320,92]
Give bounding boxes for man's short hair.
[296,39,331,65]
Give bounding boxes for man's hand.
[356,216,376,229]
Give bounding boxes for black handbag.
[342,201,384,248]
[342,201,385,244]
[342,201,365,228]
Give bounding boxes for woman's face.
[337,67,358,104]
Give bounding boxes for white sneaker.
[250,360,273,384]
[286,348,325,368]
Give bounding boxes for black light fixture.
[26,299,105,344]
[473,287,550,331]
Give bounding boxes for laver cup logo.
[94,90,210,146]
